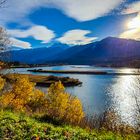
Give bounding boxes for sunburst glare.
[127,15,140,29]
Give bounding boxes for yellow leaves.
[0,76,44,113]
[0,76,5,91]
[0,76,84,125]
[12,76,35,96]
[46,81,84,124]
[46,82,68,119]
[0,92,15,107]
[65,96,85,124]
[28,89,47,113]
[48,81,65,95]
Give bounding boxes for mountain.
[46,37,140,65]
[1,43,69,64]
[1,37,140,67]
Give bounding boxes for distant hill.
[1,43,69,64]
[45,37,140,66]
[1,37,140,67]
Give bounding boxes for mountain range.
[1,37,140,67]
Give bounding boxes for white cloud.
[8,25,55,43]
[10,38,31,49]
[57,29,97,45]
[0,0,124,26]
[120,1,140,40]
[123,1,140,14]
[120,28,140,40]
[51,0,124,21]
[0,0,47,26]
[120,13,140,40]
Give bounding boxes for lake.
[4,65,140,127]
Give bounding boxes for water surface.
[4,65,140,126]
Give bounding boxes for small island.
[28,69,140,75]
[28,69,108,75]
[3,73,82,87]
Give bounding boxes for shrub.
[0,76,5,91]
[0,75,84,125]
[100,110,136,134]
[46,81,69,119]
[46,81,84,125]
[0,76,46,113]
[65,96,84,124]
[27,89,47,113]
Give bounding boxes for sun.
[127,16,140,29]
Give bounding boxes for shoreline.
[28,69,108,75]
[3,73,82,87]
[9,64,140,69]
[28,69,140,75]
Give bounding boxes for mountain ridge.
[1,37,140,67]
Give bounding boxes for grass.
[3,73,82,87]
[0,110,139,140]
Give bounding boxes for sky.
[0,0,140,49]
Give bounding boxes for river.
[3,65,140,127]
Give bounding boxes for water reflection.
[107,75,140,126]
[2,66,140,126]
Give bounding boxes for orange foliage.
[0,76,46,112]
[0,76,84,124]
[27,89,47,113]
[0,76,5,91]
[46,81,84,124]
[65,96,84,124]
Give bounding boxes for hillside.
[1,43,69,64]
[1,37,140,67]
[0,110,139,139]
[48,37,140,66]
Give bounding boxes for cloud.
[51,0,123,21]
[120,0,140,40]
[10,38,31,49]
[8,25,55,43]
[0,0,47,26]
[123,1,140,14]
[0,0,124,26]
[120,28,140,40]
[120,13,140,40]
[57,29,97,45]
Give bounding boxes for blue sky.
[0,0,140,49]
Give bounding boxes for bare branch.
[0,27,11,51]
[0,27,11,69]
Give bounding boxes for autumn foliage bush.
[0,75,84,125]
[46,81,84,124]
[0,76,45,112]
[0,75,139,137]
[0,76,5,91]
